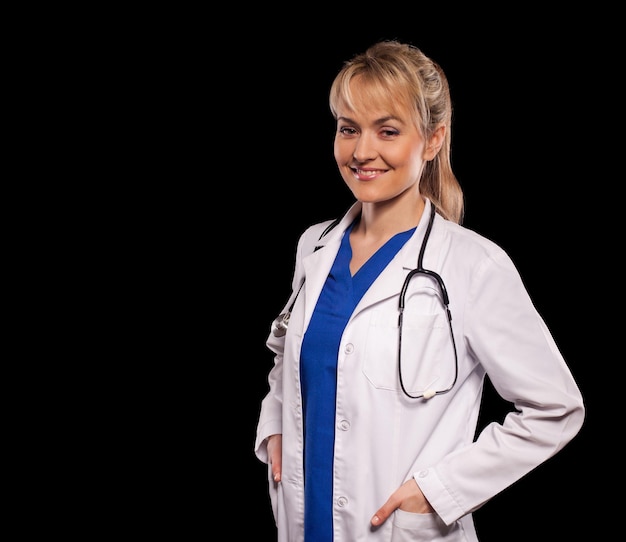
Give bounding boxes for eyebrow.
[337,114,403,126]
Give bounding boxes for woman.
[254,40,584,542]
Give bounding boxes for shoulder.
[435,216,516,272]
[297,218,341,257]
[442,218,503,251]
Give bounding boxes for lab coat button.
[345,343,354,354]
[337,496,348,507]
[338,419,351,431]
[417,469,429,478]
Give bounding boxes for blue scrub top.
[300,221,415,541]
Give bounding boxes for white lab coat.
[255,199,585,542]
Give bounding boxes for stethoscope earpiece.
[271,218,342,339]
[272,313,290,337]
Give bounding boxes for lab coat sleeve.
[417,248,585,525]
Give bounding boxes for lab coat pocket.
[364,301,452,394]
[391,509,464,542]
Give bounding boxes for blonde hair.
[329,40,464,224]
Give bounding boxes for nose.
[352,133,377,162]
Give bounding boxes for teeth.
[355,169,379,177]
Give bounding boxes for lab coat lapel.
[301,204,361,328]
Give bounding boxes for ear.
[423,124,446,161]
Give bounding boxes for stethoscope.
[272,204,458,400]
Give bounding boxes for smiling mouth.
[352,167,385,179]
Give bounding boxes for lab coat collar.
[302,198,443,321]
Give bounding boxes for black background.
[138,15,615,541]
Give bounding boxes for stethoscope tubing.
[272,204,459,400]
[397,205,458,399]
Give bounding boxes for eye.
[380,128,400,138]
[338,126,358,136]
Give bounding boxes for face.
[333,82,440,206]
